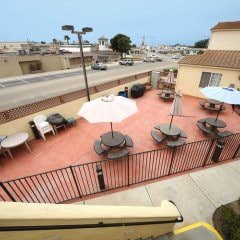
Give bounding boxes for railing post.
[233,143,240,158]
[127,155,130,186]
[202,138,215,167]
[0,182,16,202]
[69,166,82,198]
[168,147,176,175]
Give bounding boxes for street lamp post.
[62,25,93,101]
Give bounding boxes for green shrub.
[221,204,240,240]
[163,68,178,73]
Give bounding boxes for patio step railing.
[0,133,240,203]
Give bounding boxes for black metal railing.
[0,133,240,203]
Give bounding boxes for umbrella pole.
[169,94,176,129]
[169,115,174,129]
[215,102,223,121]
[110,122,114,138]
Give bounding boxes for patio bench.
[217,131,233,138]
[67,117,77,126]
[199,100,206,108]
[196,123,212,135]
[124,135,133,147]
[107,148,129,160]
[205,106,219,112]
[167,138,186,147]
[219,105,226,111]
[180,131,187,138]
[159,95,174,101]
[197,119,206,124]
[151,130,166,143]
[94,140,105,155]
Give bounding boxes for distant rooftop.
[98,36,108,40]
[211,21,240,31]
[179,50,240,69]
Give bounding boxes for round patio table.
[162,90,173,94]
[47,114,66,125]
[162,89,174,96]
[47,114,66,133]
[159,124,181,136]
[207,99,221,108]
[101,131,125,147]
[205,118,226,128]
[1,132,31,159]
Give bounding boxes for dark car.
[91,62,107,70]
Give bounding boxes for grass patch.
[220,199,240,240]
[213,198,240,240]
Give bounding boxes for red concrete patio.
[0,89,239,181]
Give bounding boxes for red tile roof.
[179,50,240,69]
[211,21,240,31]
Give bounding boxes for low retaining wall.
[0,200,182,240]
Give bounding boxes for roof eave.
[179,62,240,70]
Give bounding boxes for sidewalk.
[76,160,240,229]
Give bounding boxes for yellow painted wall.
[0,55,41,77]
[19,60,41,74]
[0,57,22,77]
[40,56,65,71]
[208,30,240,50]
[176,65,240,98]
[0,77,149,140]
[0,55,83,78]
[0,200,180,240]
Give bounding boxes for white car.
[143,58,155,62]
[172,54,181,59]
[91,62,107,70]
[119,59,134,66]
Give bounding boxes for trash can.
[131,84,145,98]
[96,163,106,191]
[151,71,160,88]
[212,140,225,163]
[29,121,41,139]
[124,86,129,98]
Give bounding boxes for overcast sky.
[1,0,239,46]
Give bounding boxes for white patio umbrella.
[165,69,175,84]
[169,90,182,129]
[200,86,240,121]
[78,94,138,137]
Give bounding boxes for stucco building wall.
[0,57,22,77]
[176,65,240,98]
[208,30,240,51]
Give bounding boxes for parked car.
[119,59,134,66]
[172,54,181,59]
[143,57,155,62]
[153,57,162,62]
[91,62,107,70]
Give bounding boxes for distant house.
[176,21,240,97]
[98,36,110,51]
[59,43,92,53]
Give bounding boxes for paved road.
[0,58,178,111]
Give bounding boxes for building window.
[199,72,222,88]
